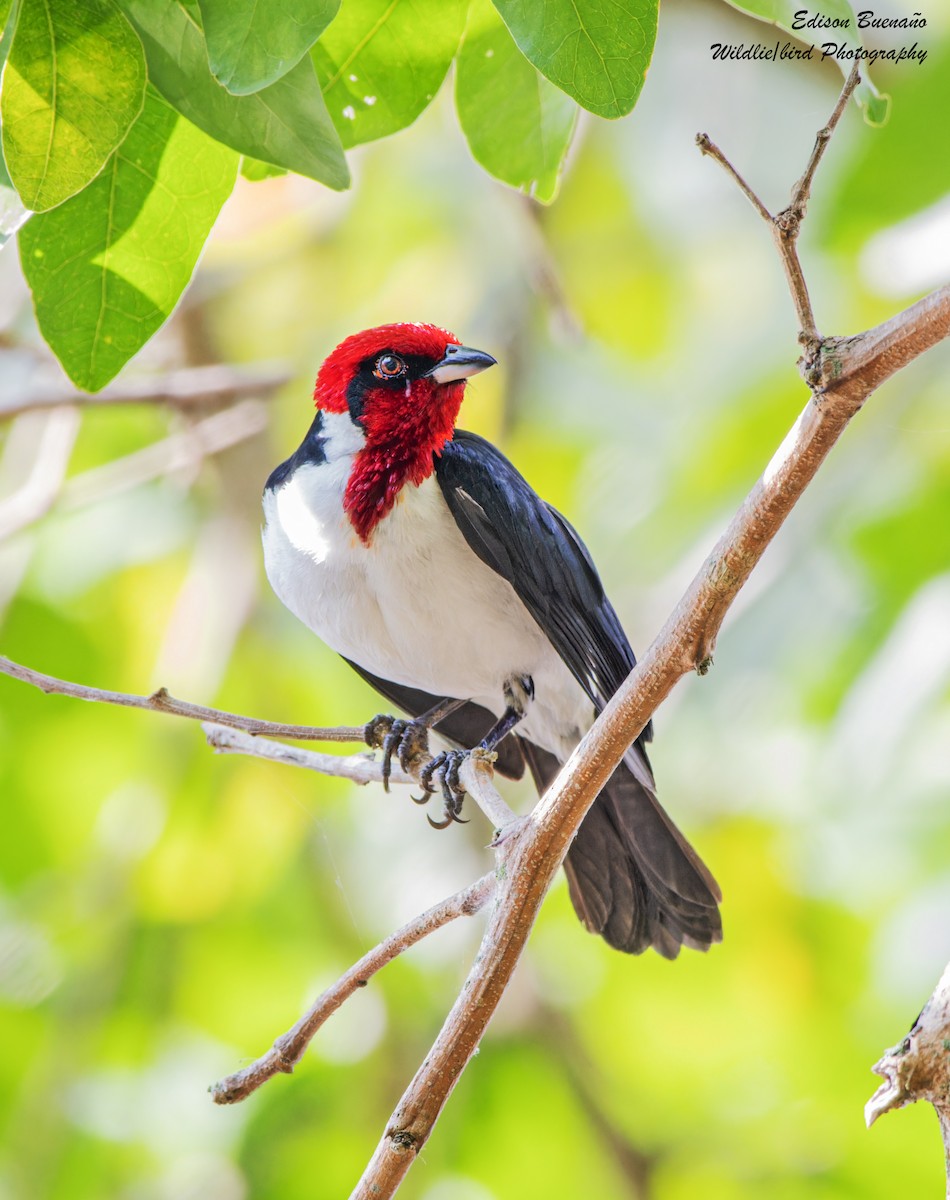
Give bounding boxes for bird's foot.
[364,714,432,792]
[414,750,469,830]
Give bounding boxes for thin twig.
[694,134,771,223]
[211,872,497,1104]
[1,361,292,420]
[789,64,861,216]
[697,66,861,347]
[460,750,519,830]
[203,722,410,785]
[205,726,520,828]
[0,655,366,743]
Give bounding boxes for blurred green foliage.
[1,0,950,1197]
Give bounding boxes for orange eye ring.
[374,353,406,380]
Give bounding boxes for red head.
[314,323,496,542]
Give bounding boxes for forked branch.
[350,72,950,1200]
[697,64,861,348]
[212,871,497,1105]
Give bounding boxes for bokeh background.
[2,0,950,1196]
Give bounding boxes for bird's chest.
[262,462,545,699]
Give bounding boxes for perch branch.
[866,959,950,1193]
[203,722,411,786]
[697,65,860,346]
[351,97,950,1200]
[0,656,518,823]
[203,729,519,827]
[1,361,291,420]
[212,872,497,1105]
[0,656,365,743]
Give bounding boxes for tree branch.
[211,872,497,1105]
[697,65,861,347]
[350,94,950,1197]
[203,722,411,786]
[1,361,292,420]
[866,959,950,1194]
[0,656,365,743]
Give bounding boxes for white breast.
[262,413,594,757]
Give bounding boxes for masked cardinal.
[262,323,722,957]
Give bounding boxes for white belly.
[262,459,593,757]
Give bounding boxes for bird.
[261,322,722,958]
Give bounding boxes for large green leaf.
[1,0,146,211]
[197,0,339,95]
[0,0,14,41]
[19,88,238,390]
[312,0,466,149]
[490,0,657,120]
[120,0,349,189]
[722,0,890,124]
[456,0,576,203]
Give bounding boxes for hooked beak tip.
[426,345,497,385]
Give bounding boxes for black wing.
[435,430,650,737]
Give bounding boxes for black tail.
[522,741,722,958]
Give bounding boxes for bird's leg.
[420,676,534,830]
[364,697,465,792]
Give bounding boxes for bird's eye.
[374,353,406,380]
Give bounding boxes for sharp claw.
[427,812,453,830]
[380,725,403,793]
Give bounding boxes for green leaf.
[456,0,576,203]
[0,0,14,40]
[1,0,146,211]
[240,156,288,181]
[722,0,890,124]
[490,0,657,120]
[119,0,349,189]
[198,0,339,95]
[312,0,466,149]
[19,88,238,390]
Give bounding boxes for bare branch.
[1,362,292,421]
[0,655,366,743]
[866,960,950,1191]
[0,655,520,825]
[203,722,411,786]
[697,66,861,345]
[790,64,861,216]
[694,133,771,223]
[211,872,497,1105]
[0,400,269,543]
[460,750,520,830]
[351,278,950,1197]
[205,726,521,830]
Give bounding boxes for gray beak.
[426,344,497,384]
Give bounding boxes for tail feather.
[522,739,722,958]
